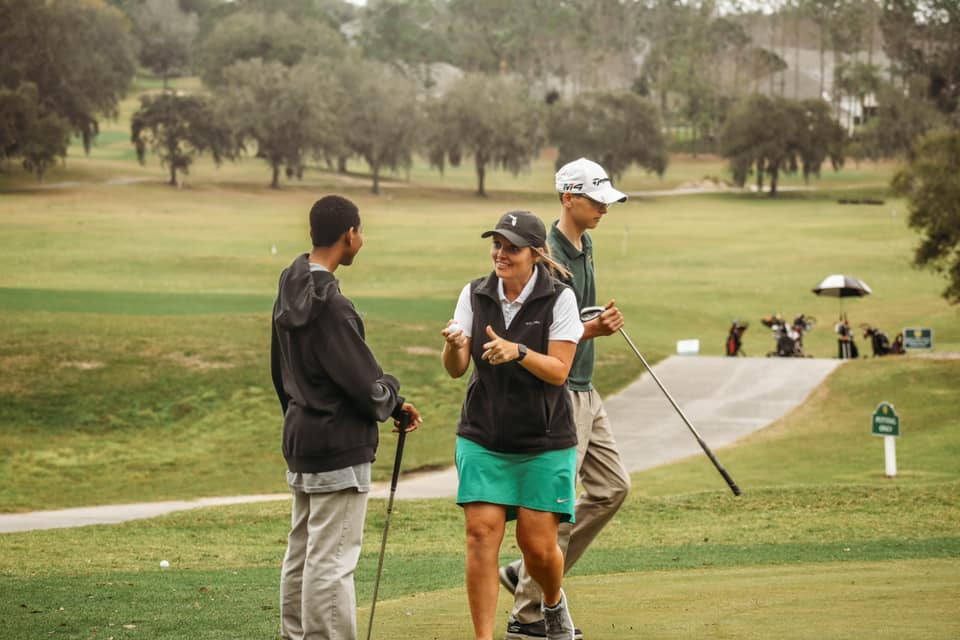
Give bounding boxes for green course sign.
[903,327,933,350]
[872,402,900,437]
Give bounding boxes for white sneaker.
[541,589,576,640]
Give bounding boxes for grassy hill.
[1,162,956,510]
[0,81,957,639]
[1,79,957,511]
[1,356,957,638]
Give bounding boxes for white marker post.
[871,402,900,478]
[884,436,897,477]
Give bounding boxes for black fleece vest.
[456,264,576,453]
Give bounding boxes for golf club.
[365,411,410,640]
[580,306,742,497]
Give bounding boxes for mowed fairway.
[1,158,957,509]
[1,86,959,638]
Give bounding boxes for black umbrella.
[812,274,873,298]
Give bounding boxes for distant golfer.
[442,210,583,640]
[499,158,631,640]
[271,194,421,640]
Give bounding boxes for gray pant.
[511,388,631,624]
[281,488,369,640]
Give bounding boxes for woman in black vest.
[442,211,583,640]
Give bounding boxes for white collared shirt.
[452,268,583,343]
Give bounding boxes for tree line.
[1,0,957,196]
[1,0,957,301]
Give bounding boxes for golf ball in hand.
[160,560,170,569]
[446,322,462,335]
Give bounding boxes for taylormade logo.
[507,214,517,226]
[592,177,611,186]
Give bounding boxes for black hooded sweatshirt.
[271,254,404,473]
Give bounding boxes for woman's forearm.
[442,340,471,378]
[517,347,572,386]
[481,338,574,386]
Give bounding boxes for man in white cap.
[499,158,631,640]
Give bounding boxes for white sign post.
[871,402,900,478]
[884,436,897,477]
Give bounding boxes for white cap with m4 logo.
[555,157,628,204]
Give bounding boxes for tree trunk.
[755,159,764,192]
[166,137,179,186]
[476,160,487,197]
[733,56,741,96]
[271,163,280,189]
[371,162,380,195]
[832,50,842,120]
[338,156,348,174]
[769,167,779,196]
[659,72,669,130]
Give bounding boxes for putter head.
[580,305,605,322]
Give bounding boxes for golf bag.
[835,315,859,359]
[726,320,748,356]
[862,325,905,357]
[762,313,814,357]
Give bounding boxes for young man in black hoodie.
[271,194,421,640]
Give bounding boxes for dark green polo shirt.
[548,221,595,391]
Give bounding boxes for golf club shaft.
[617,328,742,497]
[366,413,409,640]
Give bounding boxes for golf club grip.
[389,412,410,490]
[699,442,742,496]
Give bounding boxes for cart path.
[0,356,843,533]
[371,356,843,501]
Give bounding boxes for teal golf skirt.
[455,436,576,523]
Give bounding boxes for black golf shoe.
[504,618,583,640]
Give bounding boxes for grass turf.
[2,485,957,639]
[1,356,958,638]
[1,177,957,509]
[1,78,958,638]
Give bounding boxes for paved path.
[604,355,842,472]
[0,494,291,534]
[0,356,842,533]
[370,356,842,499]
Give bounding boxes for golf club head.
[580,305,605,322]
